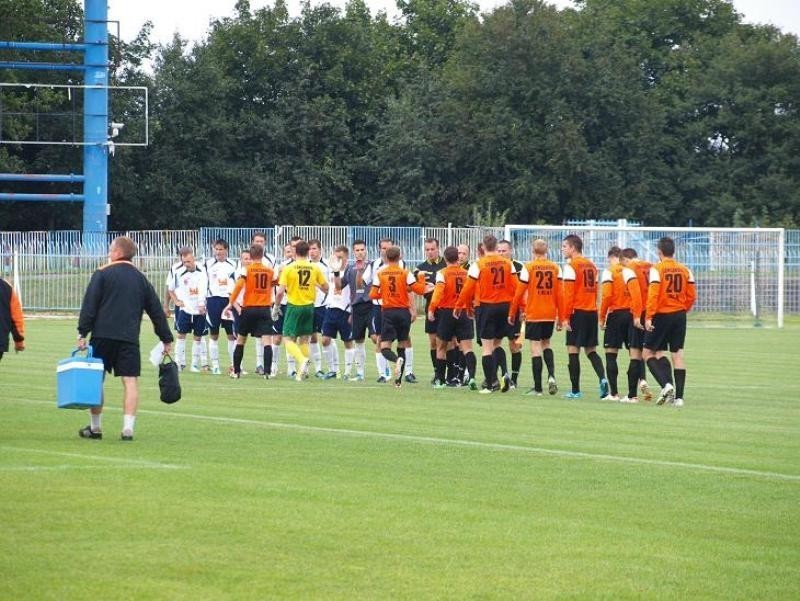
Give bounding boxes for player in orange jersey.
[455,235,519,394]
[497,239,525,387]
[561,234,608,400]
[225,244,276,379]
[0,276,25,363]
[369,246,427,387]
[510,239,564,396]
[621,248,653,401]
[643,237,696,407]
[599,246,643,402]
[427,246,477,389]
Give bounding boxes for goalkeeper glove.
[271,304,283,322]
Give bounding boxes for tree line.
[1,0,798,230]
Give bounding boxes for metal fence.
[2,226,798,324]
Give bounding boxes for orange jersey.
[646,258,696,319]
[369,264,426,309]
[457,254,517,308]
[229,262,275,307]
[562,255,599,315]
[429,265,468,312]
[510,258,564,322]
[599,263,642,320]
[629,258,652,312]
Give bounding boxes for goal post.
[504,225,786,328]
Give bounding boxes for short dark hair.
[295,240,310,257]
[443,246,459,263]
[658,237,675,257]
[352,239,366,248]
[563,234,583,253]
[334,245,349,254]
[308,238,322,249]
[112,236,137,260]
[249,244,264,260]
[424,238,439,247]
[290,235,303,244]
[483,235,498,251]
[251,231,267,242]
[379,237,394,247]
[498,239,512,247]
[385,246,401,262]
[214,238,229,250]
[608,246,622,258]
[622,248,638,259]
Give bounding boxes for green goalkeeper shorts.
[282,303,315,338]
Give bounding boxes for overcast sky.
[109,0,800,46]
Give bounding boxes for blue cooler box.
[57,346,105,409]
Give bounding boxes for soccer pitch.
[2,319,798,599]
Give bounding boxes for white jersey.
[326,269,351,312]
[312,259,330,307]
[166,260,183,289]
[169,264,208,315]
[205,257,237,298]
[273,258,294,306]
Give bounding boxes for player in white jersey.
[164,254,184,332]
[321,245,354,379]
[204,239,238,375]
[249,231,276,375]
[308,239,331,378]
[168,247,209,372]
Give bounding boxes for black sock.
[568,353,580,393]
[435,358,447,383]
[627,359,641,398]
[381,347,398,363]
[263,344,272,376]
[658,356,673,384]
[639,358,647,381]
[511,351,521,384]
[587,351,605,380]
[605,353,618,396]
[543,348,555,377]
[646,357,667,387]
[532,357,543,392]
[465,351,476,382]
[674,368,686,399]
[481,354,497,387]
[493,347,508,376]
[430,348,437,369]
[233,344,244,374]
[446,348,458,381]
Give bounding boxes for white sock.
[227,339,236,364]
[311,342,322,372]
[199,337,208,366]
[344,347,355,376]
[355,342,365,376]
[209,338,219,367]
[191,340,201,367]
[123,414,135,434]
[176,338,186,366]
[405,347,414,374]
[90,413,102,431]
[286,349,296,374]
[376,352,388,378]
[255,339,264,368]
[329,339,339,372]
[271,344,280,376]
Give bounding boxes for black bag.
[158,354,182,404]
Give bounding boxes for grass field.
[2,318,799,600]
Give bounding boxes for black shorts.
[350,302,372,341]
[175,311,209,337]
[629,311,646,349]
[313,306,327,333]
[238,307,273,338]
[371,304,383,336]
[508,314,522,338]
[644,311,687,352]
[205,296,234,336]
[603,309,632,350]
[90,337,141,377]
[525,321,555,342]
[565,310,599,348]
[436,308,474,342]
[424,300,438,334]
[476,302,511,340]
[321,307,353,341]
[271,308,285,335]
[381,308,412,342]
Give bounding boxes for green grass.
[2,319,799,599]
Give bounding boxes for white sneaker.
[620,396,639,404]
[638,379,653,402]
[211,364,221,375]
[190,364,200,373]
[601,394,620,402]
[673,397,684,408]
[656,383,675,405]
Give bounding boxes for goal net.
[505,225,785,328]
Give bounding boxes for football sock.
[493,347,508,376]
[404,347,414,374]
[605,353,619,395]
[255,338,264,369]
[176,338,186,367]
[262,343,272,376]
[209,338,219,366]
[568,353,580,393]
[658,356,673,384]
[381,347,398,363]
[674,368,686,399]
[446,348,458,381]
[639,359,647,381]
[228,339,237,365]
[481,354,497,387]
[354,342,365,375]
[375,352,386,377]
[587,351,606,380]
[123,414,135,434]
[199,338,208,366]
[646,357,668,387]
[90,413,102,431]
[191,339,201,367]
[344,347,355,376]
[311,342,322,372]
[511,351,522,385]
[286,351,296,375]
[284,340,307,365]
[627,359,641,398]
[464,352,476,381]
[396,347,407,378]
[430,348,437,370]
[532,356,543,392]
[543,348,555,377]
[435,358,447,383]
[271,344,280,375]
[233,344,245,373]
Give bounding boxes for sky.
[109,0,800,46]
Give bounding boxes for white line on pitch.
[0,464,171,472]
[0,446,187,470]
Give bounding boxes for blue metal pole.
[0,173,85,183]
[0,41,87,52]
[82,0,109,235]
[0,61,88,71]
[0,193,85,202]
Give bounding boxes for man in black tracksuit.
[77,236,173,442]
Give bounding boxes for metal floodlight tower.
[0,0,110,235]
